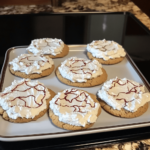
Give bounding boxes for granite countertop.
[0,0,150,30]
[0,0,150,150]
[90,140,150,150]
[53,0,150,30]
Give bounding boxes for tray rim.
[0,45,150,141]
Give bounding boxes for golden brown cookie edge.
[87,52,124,65]
[1,89,56,123]
[55,65,107,87]
[9,64,55,79]
[98,98,148,118]
[28,44,69,58]
[49,91,101,130]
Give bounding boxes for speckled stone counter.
[90,140,150,150]
[0,1,150,150]
[52,0,150,31]
[0,0,150,30]
[0,5,52,14]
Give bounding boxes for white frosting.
[9,54,54,74]
[50,88,100,127]
[27,38,64,56]
[58,57,103,82]
[97,77,150,112]
[0,79,50,119]
[87,39,126,60]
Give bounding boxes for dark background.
[0,13,150,83]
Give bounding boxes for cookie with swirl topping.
[56,57,107,87]
[97,77,150,118]
[0,79,56,123]
[87,40,126,65]
[9,54,54,79]
[27,38,69,58]
[49,88,101,130]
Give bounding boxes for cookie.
[87,52,124,65]
[98,99,148,118]
[0,106,4,115]
[27,38,69,58]
[56,66,107,87]
[0,79,56,123]
[10,65,54,79]
[97,77,150,118]
[9,54,54,79]
[86,39,126,65]
[49,89,101,130]
[56,57,107,87]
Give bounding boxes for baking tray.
[0,45,150,142]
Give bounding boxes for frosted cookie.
[27,38,69,58]
[87,39,126,65]
[9,54,54,79]
[56,57,107,87]
[97,77,150,118]
[0,79,56,123]
[49,88,101,130]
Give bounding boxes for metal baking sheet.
[0,45,150,141]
